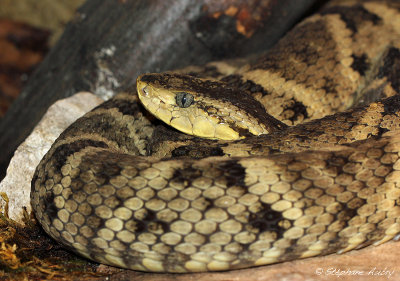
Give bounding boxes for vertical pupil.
[176,92,193,108]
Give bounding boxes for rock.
[0,92,103,224]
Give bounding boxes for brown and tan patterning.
[31,0,400,273]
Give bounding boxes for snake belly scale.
[31,0,400,273]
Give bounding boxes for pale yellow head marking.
[136,73,279,140]
[137,74,243,140]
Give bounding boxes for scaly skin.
[31,0,400,273]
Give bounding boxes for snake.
[31,0,400,273]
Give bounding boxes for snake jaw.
[138,79,240,139]
[137,73,275,140]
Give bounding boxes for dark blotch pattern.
[64,114,140,155]
[221,74,271,96]
[377,127,390,137]
[378,47,400,92]
[172,166,203,185]
[251,20,331,77]
[51,139,108,170]
[321,5,381,33]
[351,54,370,75]
[249,203,285,239]
[383,95,400,114]
[171,145,225,158]
[217,160,246,187]
[338,199,366,222]
[284,100,308,123]
[134,210,170,234]
[43,192,57,220]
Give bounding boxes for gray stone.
[0,92,103,223]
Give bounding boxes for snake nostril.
[141,86,149,96]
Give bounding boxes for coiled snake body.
[31,0,400,273]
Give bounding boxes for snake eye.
[176,92,194,108]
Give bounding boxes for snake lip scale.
[31,0,400,273]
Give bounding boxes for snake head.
[137,73,286,140]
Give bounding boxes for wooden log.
[0,0,320,177]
